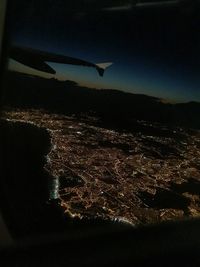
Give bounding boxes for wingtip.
[96,62,113,77]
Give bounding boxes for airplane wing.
[10,46,113,77]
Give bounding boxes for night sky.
[7,0,200,103]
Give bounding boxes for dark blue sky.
[7,0,200,103]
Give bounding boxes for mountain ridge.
[2,71,200,129]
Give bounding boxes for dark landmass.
[2,71,200,129]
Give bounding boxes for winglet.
[95,62,113,77]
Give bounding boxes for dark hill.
[1,71,200,129]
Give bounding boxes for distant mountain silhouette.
[1,71,200,129]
